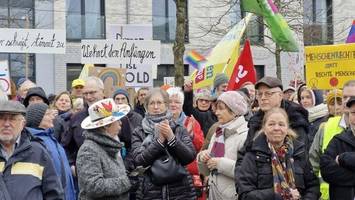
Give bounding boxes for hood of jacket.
[83,129,122,157]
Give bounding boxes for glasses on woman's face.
[148,101,165,107]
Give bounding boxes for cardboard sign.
[0,60,11,94]
[81,40,161,66]
[88,67,126,98]
[0,28,66,54]
[305,43,355,89]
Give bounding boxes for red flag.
[227,40,256,91]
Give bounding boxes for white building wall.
[45,0,355,93]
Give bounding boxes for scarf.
[210,118,238,157]
[269,137,296,200]
[307,103,328,122]
[141,111,173,135]
[175,112,187,126]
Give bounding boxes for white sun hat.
[81,98,130,129]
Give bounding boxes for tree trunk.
[173,0,186,87]
[275,44,282,79]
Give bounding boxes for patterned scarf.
[269,137,296,200]
[141,111,173,135]
[210,118,237,157]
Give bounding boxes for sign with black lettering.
[81,40,161,66]
[0,28,66,54]
[115,64,153,87]
[305,43,355,89]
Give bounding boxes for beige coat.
[198,116,248,200]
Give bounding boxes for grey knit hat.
[26,103,49,128]
[217,91,248,116]
[213,73,229,89]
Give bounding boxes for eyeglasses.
[0,114,23,124]
[256,90,281,98]
[82,90,98,96]
[148,101,165,107]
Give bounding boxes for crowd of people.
[0,74,354,200]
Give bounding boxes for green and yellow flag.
[241,0,299,52]
[191,13,253,89]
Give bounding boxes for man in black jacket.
[0,101,64,200]
[235,77,310,193]
[320,96,355,200]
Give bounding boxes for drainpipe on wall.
[126,0,129,24]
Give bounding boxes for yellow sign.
[305,43,355,90]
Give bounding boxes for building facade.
[0,0,354,93]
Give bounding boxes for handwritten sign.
[0,60,11,94]
[0,28,66,54]
[305,43,355,89]
[81,40,161,66]
[107,24,152,40]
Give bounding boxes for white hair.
[0,87,8,102]
[166,87,184,104]
[84,76,104,90]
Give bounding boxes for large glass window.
[304,0,333,45]
[66,0,105,40]
[153,0,188,43]
[0,0,36,83]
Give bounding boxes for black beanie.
[23,87,49,107]
[26,103,49,128]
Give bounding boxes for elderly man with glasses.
[0,101,64,200]
[235,77,311,193]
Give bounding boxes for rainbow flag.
[346,20,355,43]
[241,0,299,52]
[185,50,206,71]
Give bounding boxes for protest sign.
[0,28,65,54]
[81,40,161,66]
[0,60,11,94]
[105,25,155,87]
[87,67,126,97]
[305,43,355,89]
[106,24,152,40]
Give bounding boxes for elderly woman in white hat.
[76,98,131,200]
[198,91,249,200]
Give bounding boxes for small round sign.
[329,77,339,87]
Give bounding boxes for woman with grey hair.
[76,98,131,200]
[131,88,196,199]
[198,91,249,200]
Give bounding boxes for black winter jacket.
[236,134,320,200]
[131,122,196,200]
[65,107,89,166]
[235,100,310,187]
[134,103,146,118]
[182,90,217,137]
[0,130,64,200]
[320,129,355,200]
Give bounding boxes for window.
[153,0,188,43]
[231,2,264,45]
[304,0,333,45]
[66,0,105,40]
[153,64,189,87]
[254,65,265,81]
[0,0,36,83]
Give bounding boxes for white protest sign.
[0,60,11,94]
[107,24,152,40]
[0,28,66,54]
[106,25,155,87]
[81,40,161,66]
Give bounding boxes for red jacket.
[184,116,204,175]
